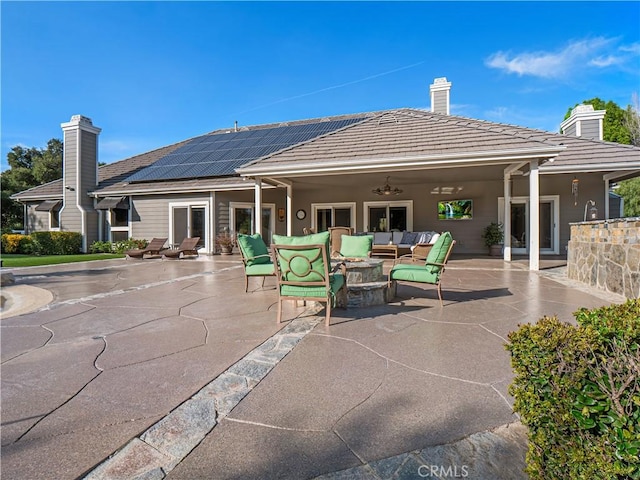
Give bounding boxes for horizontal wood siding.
[580,120,600,140]
[61,130,81,232]
[79,131,97,207]
[25,204,50,232]
[131,193,211,240]
[563,123,577,137]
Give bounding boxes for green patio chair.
[271,231,346,326]
[389,232,456,306]
[236,233,275,292]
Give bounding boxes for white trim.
[310,202,357,231]
[363,200,413,232]
[89,182,272,197]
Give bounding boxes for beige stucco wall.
[568,218,640,299]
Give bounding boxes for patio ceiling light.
[372,176,403,196]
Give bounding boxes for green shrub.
[30,231,83,255]
[112,238,147,254]
[89,241,113,253]
[507,299,640,479]
[1,233,34,254]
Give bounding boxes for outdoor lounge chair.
[328,226,354,257]
[237,233,275,292]
[162,237,200,259]
[125,237,168,259]
[271,231,347,326]
[389,232,455,306]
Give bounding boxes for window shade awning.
[35,200,62,211]
[96,196,129,210]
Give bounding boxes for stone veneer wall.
[567,218,640,299]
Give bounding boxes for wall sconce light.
[571,177,579,206]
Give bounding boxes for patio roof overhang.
[236,145,565,179]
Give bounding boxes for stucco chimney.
[430,77,452,115]
[60,115,101,251]
[560,104,606,140]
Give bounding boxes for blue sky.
[2,1,639,172]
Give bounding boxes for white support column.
[254,177,262,236]
[529,160,540,271]
[503,173,512,262]
[604,178,610,219]
[286,184,293,236]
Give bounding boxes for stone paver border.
[82,316,321,479]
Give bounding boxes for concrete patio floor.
[0,254,624,479]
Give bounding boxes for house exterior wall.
[131,193,211,240]
[60,129,81,232]
[214,189,284,234]
[580,120,600,140]
[25,203,50,232]
[562,123,577,137]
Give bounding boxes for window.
[311,203,356,232]
[363,201,413,232]
[50,204,61,229]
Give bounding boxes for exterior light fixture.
[372,176,403,196]
[571,177,579,206]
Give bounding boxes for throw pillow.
[340,235,373,258]
[237,234,270,266]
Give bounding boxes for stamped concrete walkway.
[0,255,623,479]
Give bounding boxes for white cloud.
[485,37,637,79]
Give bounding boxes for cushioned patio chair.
[336,234,373,259]
[125,237,168,259]
[389,232,455,306]
[271,231,346,326]
[237,233,275,292]
[162,237,200,259]
[328,226,354,257]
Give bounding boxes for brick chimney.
[60,115,101,252]
[430,77,452,115]
[560,104,606,140]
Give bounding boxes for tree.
[1,138,63,230]
[566,97,640,217]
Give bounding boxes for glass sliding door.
[363,201,413,232]
[311,203,356,232]
[170,202,209,251]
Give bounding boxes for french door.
[498,196,559,254]
[170,203,208,251]
[230,202,275,244]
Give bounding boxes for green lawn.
[0,253,125,268]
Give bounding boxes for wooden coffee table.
[371,244,398,259]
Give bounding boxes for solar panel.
[125,117,366,183]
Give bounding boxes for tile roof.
[238,109,640,175]
[12,108,640,201]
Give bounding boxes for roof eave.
[89,181,276,197]
[236,146,565,177]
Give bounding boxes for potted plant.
[215,232,235,255]
[482,222,504,256]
